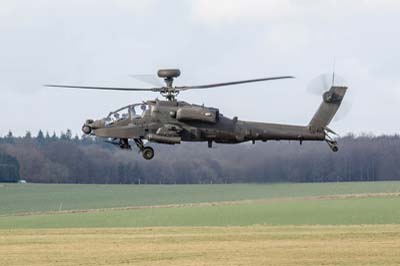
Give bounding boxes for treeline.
[0,150,20,182]
[0,130,399,184]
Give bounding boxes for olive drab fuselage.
[87,99,326,145]
[50,69,347,160]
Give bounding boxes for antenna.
[331,57,336,87]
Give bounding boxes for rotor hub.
[156,69,181,101]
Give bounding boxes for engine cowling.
[176,106,218,124]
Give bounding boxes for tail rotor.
[307,73,351,122]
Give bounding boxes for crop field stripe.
[1,225,400,266]
[1,181,400,215]
[2,192,400,217]
[1,195,400,229]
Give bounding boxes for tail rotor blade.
[307,74,331,95]
[307,73,347,95]
[307,73,352,122]
[333,100,352,122]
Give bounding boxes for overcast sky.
[1,0,399,136]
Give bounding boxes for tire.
[332,145,339,152]
[142,147,155,160]
[82,125,92,135]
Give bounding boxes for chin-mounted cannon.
[82,119,106,135]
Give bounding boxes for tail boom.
[235,86,347,151]
[237,121,325,142]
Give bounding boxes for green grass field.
[1,196,400,229]
[1,181,400,215]
[0,181,400,228]
[1,182,400,265]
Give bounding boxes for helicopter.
[46,69,347,160]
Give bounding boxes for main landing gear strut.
[134,139,155,160]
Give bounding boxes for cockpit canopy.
[105,103,149,125]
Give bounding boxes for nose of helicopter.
[82,119,105,135]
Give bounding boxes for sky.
[0,0,399,136]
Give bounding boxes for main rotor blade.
[176,76,294,90]
[130,74,164,87]
[44,84,160,92]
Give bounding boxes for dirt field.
[1,225,400,266]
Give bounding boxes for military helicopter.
[46,69,347,160]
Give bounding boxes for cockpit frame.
[105,102,149,126]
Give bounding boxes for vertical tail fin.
[309,86,348,130]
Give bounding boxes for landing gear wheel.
[82,125,92,135]
[326,139,339,152]
[142,147,154,160]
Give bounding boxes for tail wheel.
[331,145,339,152]
[142,147,155,160]
[326,139,339,152]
